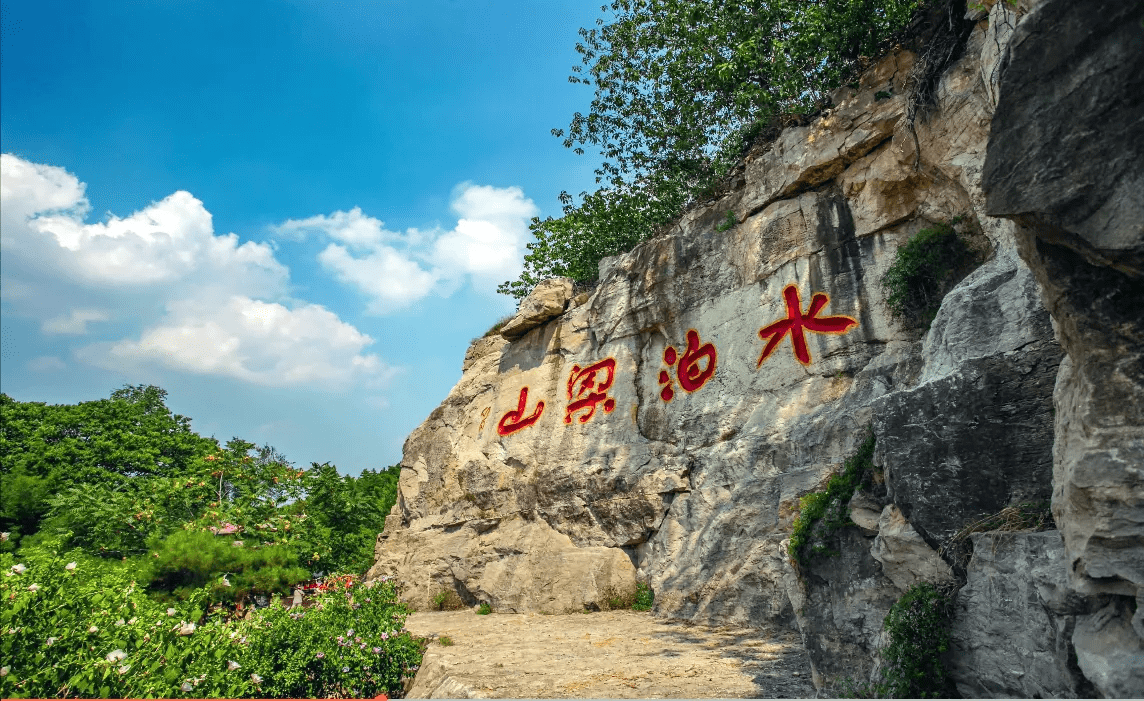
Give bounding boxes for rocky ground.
[403,609,817,699]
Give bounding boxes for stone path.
[403,610,816,699]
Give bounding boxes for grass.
[939,501,1053,570]
[476,602,492,615]
[438,635,454,647]
[596,582,655,612]
[482,314,516,338]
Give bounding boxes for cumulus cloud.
[276,183,537,313]
[77,296,394,389]
[317,244,438,315]
[1,155,287,298]
[1,153,393,391]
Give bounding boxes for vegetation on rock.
[788,432,876,566]
[880,218,983,330]
[845,582,955,698]
[500,0,928,299]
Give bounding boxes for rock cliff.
[369,0,1143,695]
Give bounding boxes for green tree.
[0,387,218,548]
[299,463,401,576]
[501,0,924,299]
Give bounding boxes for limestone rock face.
[948,531,1098,698]
[983,0,1144,693]
[786,528,899,691]
[371,2,1137,696]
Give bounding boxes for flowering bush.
[0,541,422,698]
[242,575,422,698]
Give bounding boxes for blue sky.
[0,0,608,475]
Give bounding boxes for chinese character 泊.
[497,387,545,436]
[757,284,858,367]
[565,358,617,424]
[658,329,717,402]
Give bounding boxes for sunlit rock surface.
[373,0,1141,694]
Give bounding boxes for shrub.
[788,433,876,566]
[632,582,654,612]
[880,221,980,330]
[430,590,465,611]
[144,528,310,606]
[241,576,423,699]
[876,583,954,698]
[476,602,492,615]
[0,540,422,699]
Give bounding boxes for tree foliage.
[1,385,403,610]
[501,0,925,299]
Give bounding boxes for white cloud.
[1,153,394,392]
[281,183,538,313]
[317,243,438,315]
[1,154,287,295]
[271,207,390,249]
[27,356,67,372]
[77,296,396,390]
[42,309,110,335]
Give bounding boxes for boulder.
[498,277,573,340]
[1073,599,1144,698]
[948,531,1098,698]
[869,505,953,593]
[872,341,1059,544]
[787,528,900,691]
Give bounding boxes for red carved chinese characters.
[659,329,718,402]
[497,387,545,436]
[565,358,617,424]
[757,284,858,367]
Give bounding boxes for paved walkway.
[403,610,816,699]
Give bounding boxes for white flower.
[227,660,240,671]
[27,583,39,592]
[221,576,231,587]
[250,673,263,684]
[166,608,177,616]
[65,561,77,571]
[10,564,26,574]
[229,630,238,639]
[0,666,7,677]
[0,532,9,541]
[117,665,130,675]
[88,626,99,633]
[106,649,127,663]
[46,637,58,646]
[6,628,17,635]
[127,617,137,625]
[115,618,125,626]
[180,681,194,692]
[176,621,196,635]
